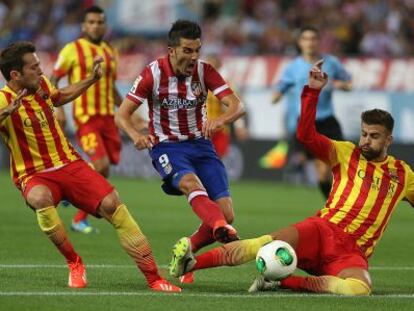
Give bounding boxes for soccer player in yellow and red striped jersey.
[169,60,414,296]
[50,6,123,232]
[0,41,180,292]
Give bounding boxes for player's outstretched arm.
[0,89,26,123]
[296,60,337,165]
[53,56,103,107]
[203,93,245,139]
[115,98,154,150]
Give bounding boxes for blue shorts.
[149,138,230,201]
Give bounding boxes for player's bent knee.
[26,186,54,209]
[99,190,121,218]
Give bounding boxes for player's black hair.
[0,41,36,81]
[361,109,394,133]
[299,25,320,37]
[83,5,105,21]
[168,20,202,47]
[295,25,320,54]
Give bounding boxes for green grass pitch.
[1,171,414,310]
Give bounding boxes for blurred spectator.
[56,12,82,46]
[0,0,85,51]
[360,23,399,57]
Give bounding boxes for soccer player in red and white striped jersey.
[169,60,414,295]
[116,20,245,283]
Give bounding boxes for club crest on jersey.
[191,81,203,97]
[389,169,400,183]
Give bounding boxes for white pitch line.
[1,264,414,270]
[370,267,414,271]
[0,264,133,269]
[0,291,414,299]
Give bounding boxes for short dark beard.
[360,147,382,161]
[22,82,39,94]
[86,35,103,45]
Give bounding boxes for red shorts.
[23,160,114,216]
[293,216,368,276]
[76,115,121,164]
[211,128,230,158]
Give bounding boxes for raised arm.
[53,56,103,107]
[49,75,67,128]
[296,60,337,165]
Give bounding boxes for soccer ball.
[255,240,297,281]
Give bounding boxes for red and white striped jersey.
[126,55,233,143]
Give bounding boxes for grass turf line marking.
[0,264,130,268]
[1,291,414,298]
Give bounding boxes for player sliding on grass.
[0,42,180,292]
[169,60,414,296]
[116,20,245,283]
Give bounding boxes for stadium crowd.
[0,0,413,57]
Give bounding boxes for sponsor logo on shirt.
[159,96,206,109]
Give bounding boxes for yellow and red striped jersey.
[53,38,118,125]
[0,76,80,189]
[318,140,414,258]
